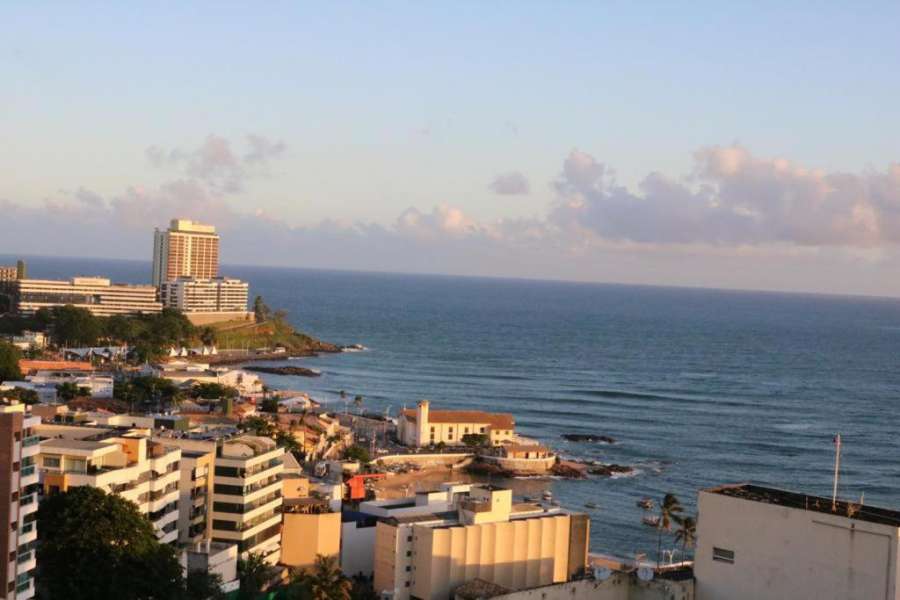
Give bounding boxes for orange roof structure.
[400,409,514,429]
[18,360,94,374]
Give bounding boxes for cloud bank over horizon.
[4,135,900,296]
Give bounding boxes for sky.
[3,2,900,296]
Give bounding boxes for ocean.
[6,253,900,558]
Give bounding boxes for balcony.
[22,436,40,448]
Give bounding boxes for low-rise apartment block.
[37,428,181,544]
[13,277,161,316]
[695,483,900,600]
[398,401,515,447]
[373,485,589,600]
[0,403,41,600]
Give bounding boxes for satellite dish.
[637,567,654,582]
[593,566,612,581]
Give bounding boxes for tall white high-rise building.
[152,219,220,287]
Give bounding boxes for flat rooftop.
[707,484,900,528]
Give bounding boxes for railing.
[22,436,40,447]
[20,465,35,477]
[20,522,34,535]
[19,494,35,507]
[15,580,31,593]
[16,551,32,564]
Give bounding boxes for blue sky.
[4,3,900,295]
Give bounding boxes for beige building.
[181,541,240,596]
[152,219,220,287]
[38,428,182,544]
[695,483,900,600]
[281,497,341,571]
[175,448,215,545]
[210,436,284,563]
[0,403,40,600]
[159,276,250,319]
[398,401,515,447]
[13,277,162,316]
[373,485,589,600]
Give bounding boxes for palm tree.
[288,555,351,600]
[656,493,683,569]
[237,552,277,600]
[673,515,696,564]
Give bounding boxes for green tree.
[461,433,489,447]
[237,552,277,600]
[114,376,182,411]
[0,387,39,405]
[49,305,102,346]
[191,382,239,400]
[185,569,225,600]
[656,493,683,568]
[243,415,275,437]
[198,326,217,346]
[342,445,370,464]
[0,341,22,382]
[56,382,90,401]
[37,486,184,600]
[253,296,271,322]
[261,397,279,413]
[287,555,352,600]
[673,515,696,563]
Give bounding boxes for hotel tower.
[151,219,220,287]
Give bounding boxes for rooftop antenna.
[832,433,842,511]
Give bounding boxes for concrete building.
[159,276,251,323]
[181,541,240,596]
[210,436,284,563]
[12,277,161,316]
[160,277,249,312]
[695,483,900,600]
[38,429,182,544]
[0,403,40,600]
[454,570,694,600]
[373,485,590,600]
[175,448,215,545]
[0,262,24,284]
[152,219,220,287]
[398,401,515,448]
[281,497,341,571]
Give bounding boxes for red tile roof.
[400,409,514,429]
[19,360,94,374]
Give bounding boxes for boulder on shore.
[244,366,321,377]
[561,433,616,444]
[588,464,633,477]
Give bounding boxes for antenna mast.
[832,433,842,511]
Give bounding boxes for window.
[406,551,412,557]
[404,582,410,588]
[479,427,485,433]
[405,566,411,572]
[43,456,61,468]
[712,547,734,564]
[407,536,412,542]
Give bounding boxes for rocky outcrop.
[588,464,633,477]
[561,434,616,444]
[244,366,321,377]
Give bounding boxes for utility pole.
[832,433,842,511]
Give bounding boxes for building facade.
[398,401,515,447]
[152,219,220,287]
[13,277,161,317]
[159,277,249,314]
[210,437,284,563]
[0,403,40,600]
[695,484,900,600]
[38,432,181,544]
[374,485,589,600]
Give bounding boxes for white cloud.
[488,171,530,196]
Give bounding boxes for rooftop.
[706,483,900,528]
[400,408,514,429]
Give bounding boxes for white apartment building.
[13,277,161,317]
[211,436,285,563]
[695,483,900,600]
[159,277,249,313]
[0,403,40,600]
[152,219,220,287]
[38,430,181,544]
